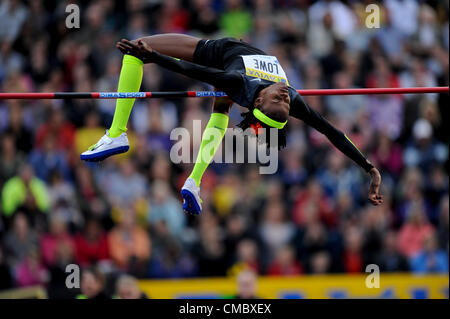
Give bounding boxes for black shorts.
[193,37,267,71]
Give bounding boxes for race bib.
[241,55,290,85]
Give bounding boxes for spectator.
[400,59,438,100]
[132,99,178,137]
[0,133,25,188]
[424,166,448,223]
[229,238,260,275]
[385,0,419,36]
[47,170,78,211]
[0,0,28,43]
[219,0,252,38]
[115,274,148,299]
[259,201,295,264]
[404,118,448,173]
[40,215,75,267]
[74,111,107,159]
[194,213,227,277]
[34,108,75,152]
[212,172,241,218]
[325,71,367,122]
[342,225,365,273]
[410,232,449,274]
[366,57,403,140]
[74,218,110,268]
[291,179,334,227]
[147,181,185,238]
[308,0,357,39]
[316,152,363,205]
[148,219,197,278]
[1,164,50,218]
[397,207,435,258]
[280,149,308,187]
[74,164,110,227]
[223,213,254,268]
[267,245,303,276]
[376,231,409,272]
[156,0,190,33]
[29,135,71,182]
[396,167,431,225]
[233,269,259,299]
[108,206,151,276]
[309,251,332,274]
[77,267,109,299]
[371,133,403,178]
[189,0,220,36]
[2,102,32,153]
[3,212,39,269]
[102,160,148,208]
[46,240,78,299]
[374,7,406,60]
[306,11,335,58]
[15,248,49,287]
[296,220,332,273]
[414,5,440,50]
[361,205,390,265]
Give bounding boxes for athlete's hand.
[368,167,383,206]
[116,39,154,63]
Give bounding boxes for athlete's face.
[256,82,290,122]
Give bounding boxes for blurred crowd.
[0,0,448,299]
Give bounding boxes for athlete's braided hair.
[237,109,287,150]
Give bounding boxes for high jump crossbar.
[0,87,448,99]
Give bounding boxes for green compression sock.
[190,112,229,187]
[108,55,144,138]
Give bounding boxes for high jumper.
[79,34,383,214]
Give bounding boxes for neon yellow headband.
[253,108,287,129]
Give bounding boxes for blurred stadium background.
[0,0,448,299]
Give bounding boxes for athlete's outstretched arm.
[289,94,383,205]
[117,39,243,97]
[134,33,201,62]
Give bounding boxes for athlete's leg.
[189,107,230,187]
[81,34,203,161]
[80,54,142,161]
[107,55,144,138]
[136,33,201,62]
[109,34,201,138]
[181,96,232,215]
